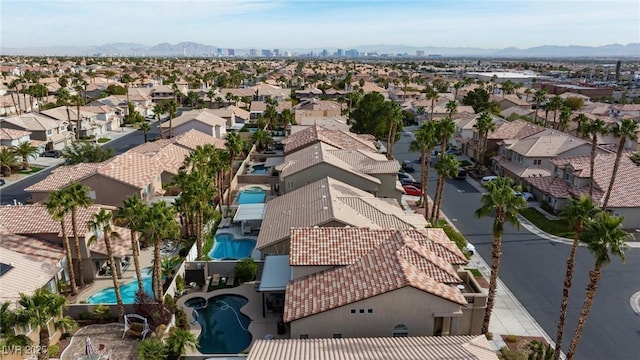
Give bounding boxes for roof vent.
[323,206,328,210]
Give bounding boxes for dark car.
[400,178,421,187]
[401,160,415,173]
[0,179,5,186]
[455,168,467,180]
[41,150,63,158]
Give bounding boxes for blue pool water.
[88,267,154,304]
[236,187,266,204]
[209,233,256,260]
[251,164,269,174]
[187,295,252,354]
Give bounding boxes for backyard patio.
[59,323,139,360]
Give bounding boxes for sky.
[1,0,639,50]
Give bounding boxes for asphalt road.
[0,122,160,205]
[394,127,640,360]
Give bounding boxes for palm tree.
[142,202,180,303]
[578,118,609,198]
[14,288,77,360]
[445,100,458,118]
[429,117,456,220]
[573,113,589,138]
[70,94,83,140]
[558,107,572,132]
[409,122,438,216]
[45,190,78,295]
[166,328,198,360]
[426,87,439,121]
[252,129,272,151]
[0,301,31,349]
[553,196,600,360]
[121,73,133,110]
[546,96,564,129]
[565,212,630,360]
[474,112,496,169]
[533,90,547,125]
[64,183,93,287]
[165,100,178,138]
[135,338,168,360]
[87,209,125,318]
[431,154,460,222]
[116,196,147,295]
[475,177,527,334]
[602,119,639,210]
[161,255,182,286]
[138,121,152,142]
[0,147,20,176]
[225,132,244,208]
[385,103,403,160]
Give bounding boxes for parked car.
[481,175,498,185]
[41,150,63,158]
[514,191,535,201]
[455,168,467,180]
[402,184,422,196]
[398,172,416,183]
[0,179,5,186]
[463,242,476,255]
[445,148,462,156]
[400,178,422,187]
[401,160,415,173]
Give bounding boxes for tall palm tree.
[143,202,180,303]
[431,154,460,223]
[533,89,547,125]
[225,132,244,208]
[87,209,125,318]
[573,113,589,138]
[165,100,178,138]
[475,177,527,334]
[602,119,638,210]
[565,212,630,360]
[426,87,439,121]
[12,141,38,171]
[45,190,78,296]
[152,102,166,139]
[474,112,496,169]
[547,96,564,129]
[430,118,456,220]
[553,196,600,360]
[445,100,458,118]
[0,147,20,176]
[14,288,77,360]
[385,103,403,160]
[578,118,609,198]
[558,107,572,132]
[252,129,272,151]
[138,121,152,142]
[116,196,147,295]
[64,183,93,287]
[121,73,133,110]
[409,122,438,217]
[0,301,31,349]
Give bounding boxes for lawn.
[97,137,111,143]
[458,160,474,168]
[18,166,43,174]
[520,208,574,238]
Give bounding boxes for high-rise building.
[249,48,258,56]
[227,48,235,56]
[337,48,344,57]
[262,49,273,57]
[345,49,359,57]
[321,49,329,57]
[273,49,280,57]
[216,48,223,56]
[416,50,425,57]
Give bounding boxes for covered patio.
[258,255,291,318]
[233,203,265,235]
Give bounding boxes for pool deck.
[59,323,139,360]
[75,242,178,303]
[177,282,288,357]
[214,225,260,260]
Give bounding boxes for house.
[0,204,132,283]
[250,100,292,119]
[26,151,165,207]
[276,142,403,201]
[491,94,532,111]
[492,129,591,184]
[80,105,123,131]
[283,228,486,338]
[41,106,106,139]
[282,125,377,155]
[160,109,227,139]
[257,177,427,255]
[150,84,175,103]
[292,115,350,133]
[208,106,250,130]
[526,153,640,228]
[466,119,545,162]
[247,336,497,360]
[293,99,342,117]
[0,113,73,150]
[0,127,41,150]
[253,83,290,101]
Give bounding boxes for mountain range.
[1,42,639,58]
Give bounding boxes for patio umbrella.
[86,337,95,355]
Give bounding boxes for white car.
[481,175,498,185]
[514,191,534,201]
[463,242,475,255]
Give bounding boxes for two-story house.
[466,119,545,163]
[1,113,73,150]
[160,109,227,139]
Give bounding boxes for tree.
[430,117,456,220]
[564,97,585,111]
[87,209,125,318]
[431,154,459,223]
[565,212,630,360]
[474,112,496,168]
[135,338,168,360]
[14,288,77,360]
[557,107,572,132]
[475,177,527,334]
[578,118,609,198]
[385,102,403,159]
[425,87,439,121]
[602,119,638,210]
[116,196,147,295]
[553,196,600,360]
[462,88,491,113]
[533,90,547,125]
[573,113,589,138]
[0,302,31,349]
[45,190,78,296]
[252,129,272,151]
[350,92,399,139]
[409,122,438,217]
[166,328,198,360]
[62,142,115,164]
[138,121,152,143]
[165,100,178,138]
[225,132,244,208]
[546,96,564,128]
[0,147,20,176]
[445,100,458,118]
[65,182,93,288]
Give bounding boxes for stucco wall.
[613,207,640,229]
[291,265,335,279]
[289,287,461,339]
[281,163,379,195]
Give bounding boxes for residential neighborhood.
[0,51,638,360]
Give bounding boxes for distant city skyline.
[2,0,639,50]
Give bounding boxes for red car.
[403,184,422,196]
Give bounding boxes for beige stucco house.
[282,125,378,155]
[275,142,403,201]
[257,177,427,255]
[160,109,227,139]
[1,113,73,150]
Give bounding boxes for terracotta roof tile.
[282,125,377,154]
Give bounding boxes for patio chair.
[123,314,150,340]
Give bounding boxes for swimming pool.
[209,233,256,260]
[236,187,266,204]
[88,267,154,304]
[251,164,269,174]
[187,294,252,354]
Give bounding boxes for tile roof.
[0,225,65,264]
[503,132,588,157]
[282,125,377,154]
[172,129,226,150]
[0,127,31,140]
[283,232,466,322]
[1,113,63,131]
[159,109,226,129]
[98,152,165,188]
[488,120,546,140]
[25,163,102,192]
[0,246,61,305]
[129,141,191,175]
[289,227,468,267]
[327,148,400,174]
[257,177,427,250]
[247,335,498,360]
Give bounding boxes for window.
[350,309,356,314]
[286,181,294,190]
[392,324,408,337]
[333,334,342,338]
[47,129,53,135]
[359,309,365,314]
[515,154,524,164]
[367,309,373,314]
[299,334,309,339]
[533,159,542,165]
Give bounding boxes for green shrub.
[97,137,110,143]
[79,311,92,320]
[48,344,60,357]
[175,274,185,294]
[92,304,112,320]
[432,220,468,253]
[505,334,518,343]
[164,294,176,311]
[235,258,258,283]
[175,307,189,330]
[500,347,527,360]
